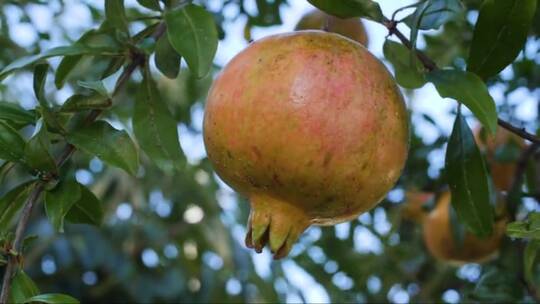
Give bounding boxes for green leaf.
[383,40,426,89]
[65,184,103,226]
[67,121,139,175]
[60,93,112,112]
[33,63,48,104]
[165,4,218,78]
[155,34,181,79]
[105,0,129,34]
[0,182,34,233]
[33,64,64,134]
[55,55,82,89]
[24,119,57,173]
[77,80,109,97]
[467,0,537,80]
[23,294,79,304]
[45,180,81,233]
[445,112,494,237]
[449,201,466,249]
[0,121,25,162]
[427,69,497,134]
[404,0,464,30]
[524,240,539,282]
[307,0,384,22]
[134,67,185,172]
[9,270,40,304]
[471,268,522,302]
[506,212,540,240]
[0,45,121,81]
[138,0,161,11]
[100,57,125,79]
[0,102,35,129]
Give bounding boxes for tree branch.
[382,19,540,144]
[0,22,166,304]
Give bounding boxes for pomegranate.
[203,31,409,258]
[423,191,506,264]
[295,10,369,46]
[475,127,525,192]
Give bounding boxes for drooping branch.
[0,22,166,304]
[382,19,540,144]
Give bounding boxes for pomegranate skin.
[204,31,409,258]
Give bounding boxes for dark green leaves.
[23,294,79,304]
[0,45,121,81]
[307,0,383,22]
[524,240,539,282]
[25,119,57,173]
[0,121,25,162]
[445,112,494,237]
[45,181,81,232]
[468,0,537,80]
[67,121,138,175]
[506,212,540,240]
[134,67,184,172]
[138,0,161,11]
[427,69,497,134]
[383,40,426,89]
[9,270,40,304]
[61,94,112,112]
[155,34,181,79]
[45,181,103,231]
[65,184,103,226]
[0,182,34,233]
[105,0,129,33]
[0,102,36,129]
[165,4,218,78]
[405,0,464,31]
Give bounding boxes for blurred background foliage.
[0,0,539,303]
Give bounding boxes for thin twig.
[382,19,540,144]
[0,22,166,304]
[0,183,43,304]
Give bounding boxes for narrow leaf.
[67,121,139,175]
[445,112,494,237]
[383,39,426,89]
[55,55,82,89]
[165,4,218,78]
[24,119,57,173]
[9,270,40,304]
[24,294,79,304]
[307,0,384,22]
[65,184,103,226]
[0,45,121,80]
[0,182,34,233]
[60,93,112,112]
[45,180,82,233]
[77,80,109,97]
[105,0,129,33]
[405,0,464,30]
[427,69,497,134]
[134,67,185,172]
[468,0,537,79]
[0,102,35,128]
[0,121,25,162]
[155,34,181,79]
[137,0,161,11]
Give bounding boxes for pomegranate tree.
[203,31,409,258]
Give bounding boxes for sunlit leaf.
[427,69,497,134]
[307,0,383,22]
[67,121,139,175]
[165,4,218,78]
[468,0,537,79]
[45,180,81,233]
[445,112,494,237]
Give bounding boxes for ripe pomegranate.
[475,127,525,192]
[203,31,409,258]
[423,191,506,264]
[295,9,368,46]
